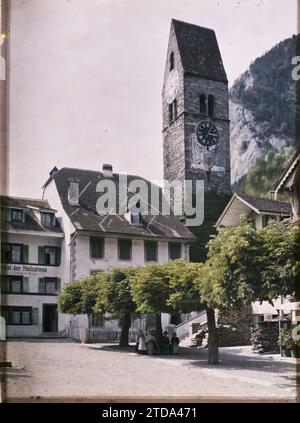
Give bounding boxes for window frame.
[89,237,105,260]
[38,277,60,295]
[38,245,61,266]
[1,275,24,293]
[11,208,24,223]
[41,212,55,227]
[144,240,158,262]
[168,242,182,260]
[118,238,132,261]
[169,100,177,123]
[1,242,24,264]
[130,213,142,225]
[1,306,32,325]
[89,313,105,328]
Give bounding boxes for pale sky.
[9,0,297,198]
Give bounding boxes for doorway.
[43,304,58,332]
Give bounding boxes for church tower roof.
[172,19,228,83]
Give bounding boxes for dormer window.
[68,179,79,206]
[124,210,142,225]
[170,51,174,71]
[131,213,142,225]
[41,212,55,227]
[11,208,24,223]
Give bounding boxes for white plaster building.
[0,196,64,337]
[216,192,292,323]
[42,164,195,341]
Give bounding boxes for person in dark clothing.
[171,332,180,354]
[162,331,170,354]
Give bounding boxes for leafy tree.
[197,219,297,364]
[166,260,202,314]
[130,263,174,347]
[59,276,100,315]
[95,268,138,347]
[59,269,138,347]
[259,221,297,301]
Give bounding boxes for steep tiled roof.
[0,195,63,234]
[52,167,195,241]
[273,151,300,192]
[237,194,291,215]
[172,19,228,83]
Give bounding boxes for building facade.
[0,196,64,337]
[43,164,195,341]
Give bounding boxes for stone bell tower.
[162,19,231,194]
[162,19,231,261]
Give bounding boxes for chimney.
[102,164,113,178]
[68,178,80,206]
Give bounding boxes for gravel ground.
[3,339,299,401]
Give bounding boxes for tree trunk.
[206,308,219,364]
[155,313,163,353]
[119,312,131,347]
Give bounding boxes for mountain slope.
[230,35,297,185]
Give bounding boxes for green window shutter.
[118,239,132,260]
[145,241,158,262]
[56,247,61,266]
[22,245,29,264]
[90,238,104,259]
[56,278,61,293]
[5,208,11,223]
[169,242,181,260]
[1,276,9,292]
[23,277,29,293]
[38,246,45,264]
[38,278,45,294]
[32,308,39,325]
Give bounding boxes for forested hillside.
[230,35,297,193]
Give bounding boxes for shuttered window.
[38,246,61,266]
[118,239,132,261]
[11,208,24,223]
[90,237,104,259]
[1,307,32,325]
[0,243,28,264]
[38,278,61,295]
[1,276,28,293]
[41,212,55,227]
[168,242,181,260]
[145,241,158,262]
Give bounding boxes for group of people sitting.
[135,329,180,356]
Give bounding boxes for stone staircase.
[176,310,208,347]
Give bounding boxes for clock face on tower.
[196,121,219,149]
[165,69,179,104]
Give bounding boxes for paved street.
[3,339,299,401]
